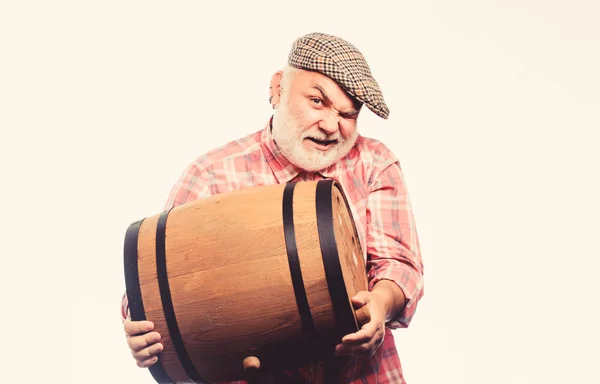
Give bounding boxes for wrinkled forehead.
[293,69,363,113]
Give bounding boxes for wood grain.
[129,181,369,382]
[138,214,190,383]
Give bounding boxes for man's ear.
[269,71,283,107]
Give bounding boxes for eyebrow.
[312,84,360,117]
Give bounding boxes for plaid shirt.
[121,118,424,383]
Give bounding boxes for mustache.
[302,131,341,142]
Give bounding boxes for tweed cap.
[287,32,389,119]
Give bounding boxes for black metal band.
[282,182,316,336]
[123,218,172,384]
[156,209,206,384]
[315,180,356,339]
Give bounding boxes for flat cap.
[287,32,389,119]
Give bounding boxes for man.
[122,32,424,383]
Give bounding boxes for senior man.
[122,32,424,383]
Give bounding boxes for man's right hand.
[124,319,164,368]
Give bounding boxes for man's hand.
[334,291,387,357]
[335,280,406,358]
[124,319,164,368]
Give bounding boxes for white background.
[2,1,599,383]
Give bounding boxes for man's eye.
[311,98,323,105]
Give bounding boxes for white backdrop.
[1,1,599,383]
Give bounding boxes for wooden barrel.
[124,179,369,383]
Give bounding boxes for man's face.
[271,69,361,172]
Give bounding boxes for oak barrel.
[124,179,369,383]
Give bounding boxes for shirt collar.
[260,116,341,183]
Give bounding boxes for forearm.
[371,279,406,323]
[366,161,424,328]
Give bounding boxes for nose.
[318,112,340,136]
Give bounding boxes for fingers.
[124,319,154,336]
[336,330,384,357]
[342,321,377,345]
[136,355,159,368]
[337,291,385,357]
[344,294,381,345]
[127,331,162,352]
[350,291,371,307]
[124,320,163,368]
[335,343,373,357]
[132,340,164,361]
[336,326,384,357]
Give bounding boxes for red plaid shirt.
[121,118,424,383]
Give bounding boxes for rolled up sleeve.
[366,162,424,329]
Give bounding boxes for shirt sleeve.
[366,161,424,329]
[163,162,212,211]
[120,162,210,322]
[121,292,129,322]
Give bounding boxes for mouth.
[305,137,338,151]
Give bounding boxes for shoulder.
[164,130,264,206]
[351,134,400,169]
[189,129,263,173]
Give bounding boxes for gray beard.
[271,98,358,172]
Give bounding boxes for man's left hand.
[334,291,387,357]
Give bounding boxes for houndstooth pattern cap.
[288,32,389,119]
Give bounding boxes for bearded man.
[122,32,424,384]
